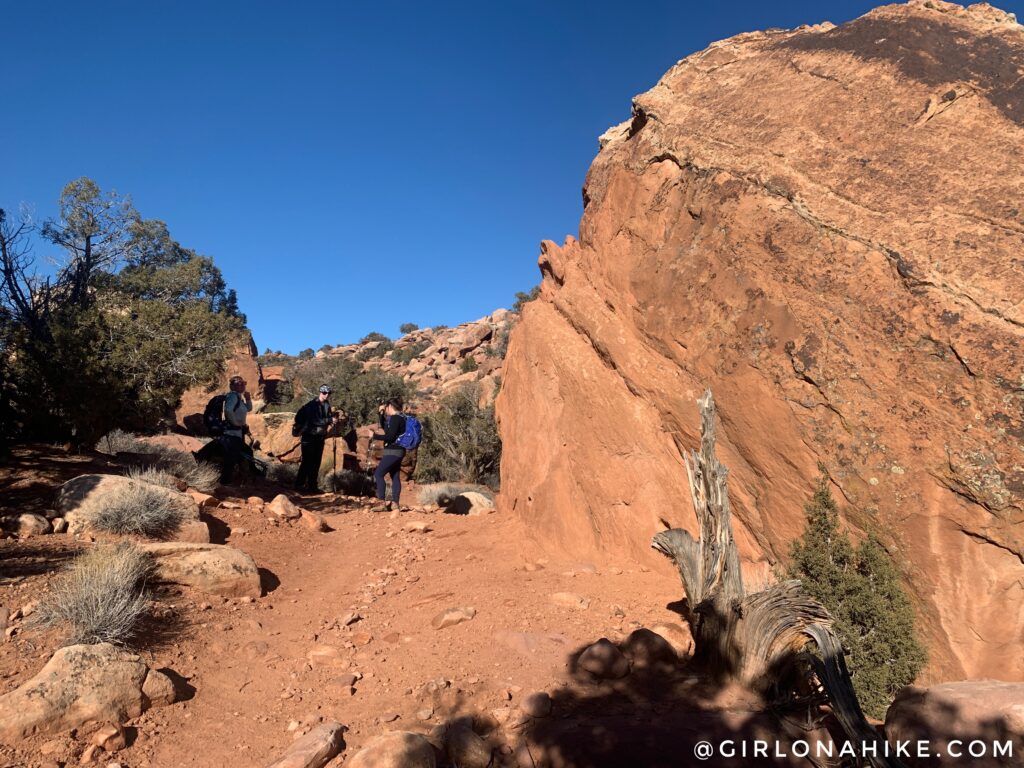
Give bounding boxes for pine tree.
[788,477,927,719]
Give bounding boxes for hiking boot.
[372,501,393,513]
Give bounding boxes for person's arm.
[379,414,405,445]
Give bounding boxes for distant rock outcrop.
[497,0,1024,682]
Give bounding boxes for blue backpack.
[395,414,422,450]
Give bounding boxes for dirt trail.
[1,448,686,767]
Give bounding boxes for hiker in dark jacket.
[372,397,406,511]
[293,384,335,493]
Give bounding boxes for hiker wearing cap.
[220,375,253,485]
[293,384,335,493]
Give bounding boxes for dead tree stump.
[652,390,903,768]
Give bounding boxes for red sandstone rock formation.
[175,331,263,433]
[496,0,1024,683]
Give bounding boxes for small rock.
[416,707,434,721]
[446,721,493,768]
[246,496,264,507]
[268,494,303,520]
[266,721,346,768]
[52,518,69,534]
[609,604,626,618]
[403,520,431,533]
[620,628,678,669]
[379,712,400,723]
[348,731,435,768]
[307,645,347,669]
[520,691,552,718]
[649,623,695,657]
[549,592,590,610]
[431,606,477,630]
[299,510,329,532]
[80,743,104,763]
[0,513,51,537]
[91,722,127,752]
[578,638,631,679]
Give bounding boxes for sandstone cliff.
[496,0,1024,682]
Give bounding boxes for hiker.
[371,397,422,511]
[220,375,253,485]
[293,384,335,493]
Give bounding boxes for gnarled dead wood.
[653,389,903,768]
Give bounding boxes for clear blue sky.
[6,1,1017,353]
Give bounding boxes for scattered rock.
[548,592,590,610]
[140,542,261,598]
[0,643,176,742]
[348,731,435,768]
[51,518,69,534]
[445,721,493,768]
[885,680,1024,767]
[90,723,127,752]
[649,623,694,658]
[188,491,218,508]
[416,707,434,721]
[0,513,51,537]
[577,638,630,679]
[403,520,431,533]
[299,510,329,533]
[307,646,347,669]
[520,692,552,718]
[268,494,303,520]
[445,492,495,516]
[431,606,477,630]
[246,496,264,507]
[266,721,346,768]
[378,712,400,723]
[620,628,678,669]
[142,669,179,708]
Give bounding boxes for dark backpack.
[395,414,423,450]
[203,394,227,436]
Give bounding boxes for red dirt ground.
[2,446,732,768]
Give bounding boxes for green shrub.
[88,480,186,538]
[264,460,299,487]
[298,348,314,360]
[787,476,927,719]
[415,384,500,488]
[459,356,479,374]
[96,429,146,455]
[392,341,429,365]
[512,286,540,313]
[360,331,390,344]
[399,323,419,335]
[356,340,394,361]
[31,543,154,646]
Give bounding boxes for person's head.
[384,397,403,416]
[318,384,332,402]
[229,375,246,393]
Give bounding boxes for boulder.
[175,332,262,432]
[520,692,553,718]
[648,623,694,658]
[266,721,346,768]
[445,721,492,768]
[444,492,494,516]
[140,542,261,598]
[619,628,678,669]
[885,680,1024,767]
[495,1,1024,681]
[577,638,630,680]
[0,513,51,537]
[55,475,200,534]
[347,731,436,768]
[0,644,176,743]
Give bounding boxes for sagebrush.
[88,480,186,538]
[321,468,375,496]
[31,543,154,646]
[417,482,494,507]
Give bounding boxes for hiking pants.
[374,450,405,504]
[220,434,246,484]
[297,435,326,490]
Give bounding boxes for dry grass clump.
[30,543,154,646]
[265,460,299,487]
[174,459,219,493]
[125,465,179,489]
[321,469,375,497]
[417,483,494,508]
[89,481,185,539]
[95,429,147,455]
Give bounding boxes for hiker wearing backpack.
[293,384,336,493]
[372,397,422,511]
[220,375,253,485]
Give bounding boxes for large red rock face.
[496,0,1024,683]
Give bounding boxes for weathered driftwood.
[652,390,903,768]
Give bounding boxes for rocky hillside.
[497,0,1024,683]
